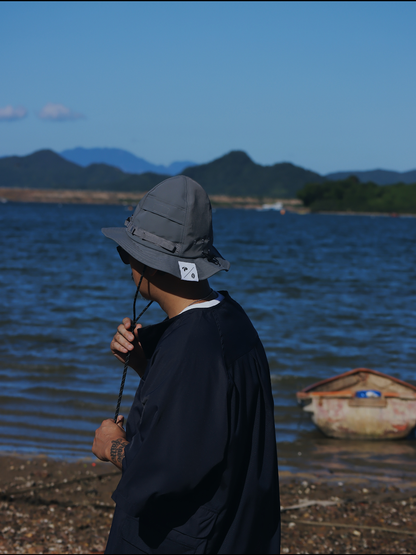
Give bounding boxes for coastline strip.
[0,187,305,210]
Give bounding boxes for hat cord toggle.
[202,248,220,266]
[114,268,153,422]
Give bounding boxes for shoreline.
[0,187,305,211]
[1,453,415,554]
[3,449,416,488]
[1,188,415,217]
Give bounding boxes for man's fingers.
[117,323,135,343]
[117,324,134,342]
[110,319,147,373]
[115,328,135,349]
[118,334,134,351]
[116,415,125,430]
[110,337,129,356]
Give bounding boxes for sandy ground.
[0,187,306,211]
[3,188,414,216]
[0,454,415,554]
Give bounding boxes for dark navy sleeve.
[112,312,231,518]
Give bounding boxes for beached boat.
[296,368,416,440]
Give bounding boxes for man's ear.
[146,267,158,278]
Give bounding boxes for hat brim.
[102,227,230,281]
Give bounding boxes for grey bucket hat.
[102,175,230,281]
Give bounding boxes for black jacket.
[106,292,280,554]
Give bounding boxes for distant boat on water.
[260,201,284,211]
[297,368,416,440]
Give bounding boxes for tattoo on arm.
[109,438,128,468]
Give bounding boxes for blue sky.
[1,1,415,173]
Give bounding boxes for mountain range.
[0,150,325,197]
[181,151,324,197]
[59,147,416,186]
[0,148,415,198]
[0,150,167,192]
[60,147,195,175]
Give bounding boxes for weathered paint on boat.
[296,368,416,440]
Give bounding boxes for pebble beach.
[1,454,415,554]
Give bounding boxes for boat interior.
[297,368,416,401]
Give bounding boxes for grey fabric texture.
[102,175,230,281]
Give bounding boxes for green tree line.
[297,176,416,213]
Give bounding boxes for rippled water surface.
[1,203,416,477]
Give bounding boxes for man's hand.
[92,416,129,470]
[111,317,147,377]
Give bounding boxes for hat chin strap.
[114,267,153,422]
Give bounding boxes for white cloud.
[0,105,27,121]
[38,103,85,121]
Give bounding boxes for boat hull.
[297,368,416,440]
[303,396,416,440]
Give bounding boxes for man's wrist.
[107,438,129,469]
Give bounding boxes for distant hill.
[326,169,416,185]
[0,149,326,198]
[4,149,415,199]
[60,147,196,175]
[181,151,325,197]
[0,150,169,191]
[298,176,416,213]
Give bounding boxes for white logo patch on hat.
[178,261,199,282]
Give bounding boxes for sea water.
[1,203,416,478]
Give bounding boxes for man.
[92,175,280,554]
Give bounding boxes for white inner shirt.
[179,291,224,315]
